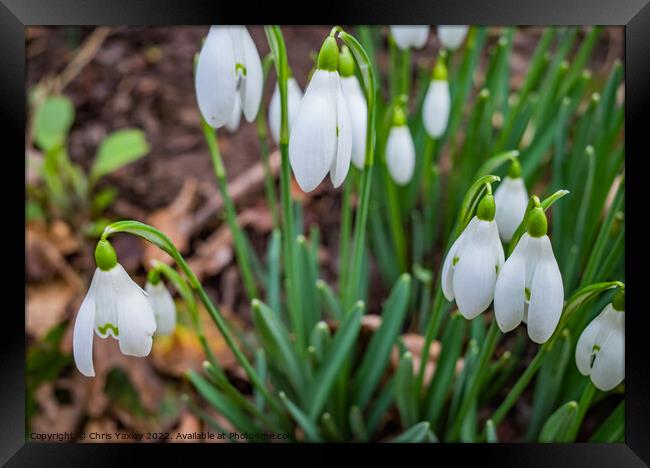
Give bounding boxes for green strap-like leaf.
[91,129,150,181]
[539,401,578,442]
[389,422,433,443]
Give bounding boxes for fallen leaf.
[26,280,76,339]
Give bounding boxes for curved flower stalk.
[385,106,415,185]
[268,75,303,144]
[338,45,367,169]
[288,36,352,192]
[73,240,156,377]
[438,25,469,51]
[422,55,450,139]
[389,26,430,50]
[195,26,263,129]
[575,290,624,391]
[145,268,177,336]
[441,186,504,319]
[494,158,528,243]
[494,197,564,343]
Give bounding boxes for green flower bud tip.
[612,289,625,312]
[527,203,548,238]
[317,36,339,72]
[147,268,161,285]
[316,321,329,332]
[477,192,496,221]
[338,45,355,77]
[95,240,117,271]
[392,106,407,127]
[508,157,522,178]
[432,55,448,81]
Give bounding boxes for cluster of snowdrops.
[70,25,624,441]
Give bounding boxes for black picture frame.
[8,0,649,465]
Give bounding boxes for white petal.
[438,25,469,50]
[385,125,415,185]
[195,26,236,128]
[145,282,177,336]
[233,27,263,122]
[441,217,478,301]
[225,94,242,132]
[340,76,367,169]
[289,70,337,192]
[527,236,564,343]
[422,80,450,138]
[453,220,498,319]
[112,265,157,357]
[390,26,430,50]
[73,271,99,377]
[494,177,529,243]
[591,312,624,391]
[93,268,119,338]
[575,305,609,376]
[494,240,527,333]
[329,81,352,188]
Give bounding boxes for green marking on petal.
[452,256,459,266]
[495,264,499,274]
[524,287,531,301]
[336,125,339,137]
[98,323,119,337]
[235,63,247,76]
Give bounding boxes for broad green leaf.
[589,400,624,442]
[389,421,432,443]
[539,401,578,442]
[485,419,499,443]
[309,321,330,365]
[33,95,75,152]
[265,229,281,314]
[352,273,411,408]
[316,279,343,320]
[395,351,417,429]
[349,406,369,441]
[91,128,150,180]
[305,301,364,420]
[279,391,322,442]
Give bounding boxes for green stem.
[256,54,280,228]
[200,120,258,300]
[447,319,500,441]
[414,288,445,398]
[338,171,354,296]
[566,380,597,441]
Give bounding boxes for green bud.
[612,289,625,312]
[432,52,448,81]
[477,193,496,221]
[95,240,117,271]
[338,45,355,77]
[527,200,548,238]
[317,36,339,72]
[392,106,407,127]
[147,268,161,285]
[508,157,522,178]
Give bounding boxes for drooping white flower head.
[575,293,625,391]
[438,26,469,51]
[268,76,303,144]
[73,241,156,377]
[494,202,564,343]
[288,36,352,192]
[145,275,177,336]
[225,94,243,132]
[390,26,430,50]
[338,46,367,169]
[441,190,505,320]
[494,158,528,243]
[195,26,263,129]
[385,107,415,185]
[422,56,450,139]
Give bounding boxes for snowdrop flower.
[225,95,243,132]
[145,269,177,336]
[289,36,352,192]
[575,291,625,391]
[442,188,505,319]
[268,76,303,144]
[338,46,367,169]
[195,26,263,129]
[438,26,469,51]
[385,106,415,185]
[390,26,430,50]
[494,158,528,243]
[73,240,156,377]
[494,199,564,343]
[422,55,450,139]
